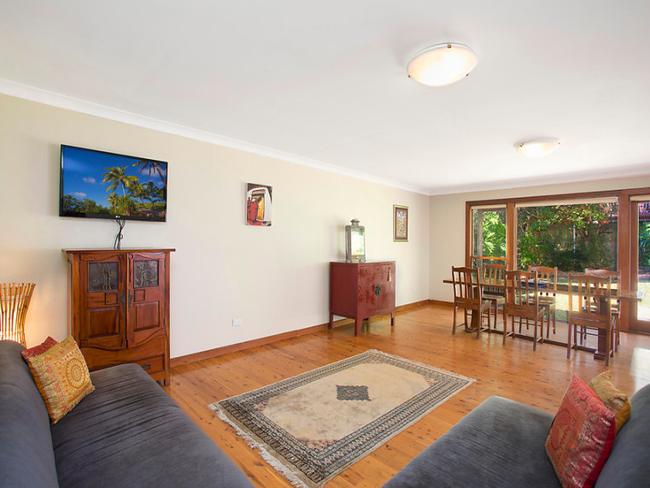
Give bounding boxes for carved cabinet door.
[78,252,127,350]
[127,252,166,347]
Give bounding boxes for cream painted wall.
[429,176,650,301]
[0,94,430,357]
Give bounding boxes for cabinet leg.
[390,313,395,326]
[354,318,362,336]
[328,313,334,329]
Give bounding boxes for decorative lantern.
[345,219,366,263]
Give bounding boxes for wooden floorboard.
[167,303,650,487]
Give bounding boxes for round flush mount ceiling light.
[407,43,478,87]
[516,138,561,158]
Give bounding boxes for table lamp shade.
[0,283,35,346]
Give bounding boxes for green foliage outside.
[472,210,506,257]
[517,204,617,272]
[640,221,650,273]
[473,203,618,272]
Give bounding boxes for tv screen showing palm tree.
[59,145,168,221]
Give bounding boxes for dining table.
[442,277,643,360]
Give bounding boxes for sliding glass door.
[470,206,506,267]
[632,200,650,332]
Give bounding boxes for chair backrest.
[505,270,539,307]
[451,266,482,309]
[471,255,507,270]
[482,263,505,283]
[529,265,558,295]
[567,273,612,320]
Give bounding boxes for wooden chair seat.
[538,296,556,305]
[483,293,505,304]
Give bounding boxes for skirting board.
[170,299,433,368]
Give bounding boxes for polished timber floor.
[167,304,650,488]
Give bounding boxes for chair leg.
[502,307,507,345]
[552,306,556,334]
[605,328,611,367]
[567,324,572,359]
[533,318,538,351]
[452,306,457,335]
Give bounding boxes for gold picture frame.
[393,205,408,242]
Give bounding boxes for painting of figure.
[246,183,272,226]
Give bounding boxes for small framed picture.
[393,205,408,242]
[246,183,272,226]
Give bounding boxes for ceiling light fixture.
[516,138,561,158]
[407,43,478,87]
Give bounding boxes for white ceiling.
[1,0,650,195]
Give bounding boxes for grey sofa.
[0,340,252,488]
[386,385,650,488]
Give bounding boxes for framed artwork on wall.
[246,183,272,226]
[393,205,408,242]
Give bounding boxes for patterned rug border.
[209,349,475,488]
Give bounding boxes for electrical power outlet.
[232,318,242,327]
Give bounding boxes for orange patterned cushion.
[545,375,616,488]
[21,336,58,359]
[25,336,94,423]
[589,370,631,433]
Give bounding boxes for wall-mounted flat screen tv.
[59,145,168,222]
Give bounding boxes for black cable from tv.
[113,217,126,250]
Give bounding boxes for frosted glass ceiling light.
[516,138,561,158]
[407,43,478,87]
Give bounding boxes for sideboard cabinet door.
[127,252,167,347]
[78,252,127,350]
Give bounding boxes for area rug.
[209,349,474,487]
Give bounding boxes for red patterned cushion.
[545,375,616,488]
[21,336,58,359]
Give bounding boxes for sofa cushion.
[0,340,59,488]
[51,363,252,488]
[545,375,616,488]
[589,371,631,433]
[26,336,95,423]
[384,396,560,488]
[596,383,650,488]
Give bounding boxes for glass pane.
[638,202,650,321]
[517,202,618,271]
[471,208,506,266]
[88,262,118,292]
[134,260,159,288]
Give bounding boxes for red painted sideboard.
[329,261,396,335]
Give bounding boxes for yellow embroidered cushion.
[26,336,95,423]
[589,370,631,433]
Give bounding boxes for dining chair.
[585,268,620,352]
[451,266,492,338]
[504,270,545,349]
[481,263,507,334]
[529,265,558,338]
[567,273,614,366]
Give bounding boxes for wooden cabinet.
[329,261,396,336]
[64,248,174,385]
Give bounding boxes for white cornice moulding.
[427,163,650,197]
[0,78,430,195]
